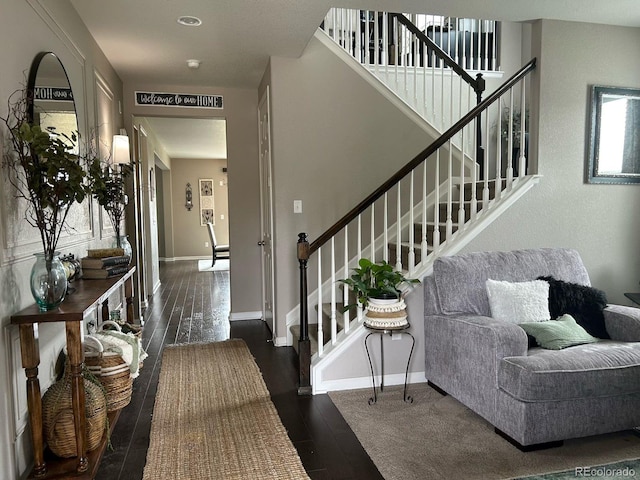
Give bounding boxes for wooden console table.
[11,267,136,479]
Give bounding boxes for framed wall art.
[199,178,215,225]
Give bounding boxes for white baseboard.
[313,371,427,395]
[160,256,209,262]
[273,336,289,347]
[229,311,262,322]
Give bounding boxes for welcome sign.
[135,91,223,109]
[34,87,74,101]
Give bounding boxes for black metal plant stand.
[364,323,415,405]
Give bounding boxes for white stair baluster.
[471,115,478,221]
[396,183,402,271]
[446,140,454,239]
[370,203,375,261]
[330,237,337,345]
[383,193,389,263]
[433,150,441,252]
[364,10,370,64]
[357,214,363,322]
[507,88,514,188]
[458,122,466,232]
[421,160,428,258]
[382,12,388,67]
[317,248,324,356]
[374,11,380,73]
[343,228,350,334]
[408,171,415,274]
[394,16,399,87]
[519,80,527,177]
[492,20,497,70]
[496,101,503,201]
[483,107,490,205]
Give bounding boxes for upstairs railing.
[321,9,497,136]
[296,58,536,394]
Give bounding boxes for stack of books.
[81,248,130,279]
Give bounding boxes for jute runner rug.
[329,383,640,480]
[142,339,309,479]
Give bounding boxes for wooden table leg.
[101,300,109,325]
[65,321,88,473]
[18,324,46,478]
[125,273,134,325]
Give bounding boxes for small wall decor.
[185,183,193,210]
[199,178,215,225]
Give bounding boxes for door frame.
[258,86,276,341]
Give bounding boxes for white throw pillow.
[485,279,550,323]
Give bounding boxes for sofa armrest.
[604,305,640,341]
[424,314,529,423]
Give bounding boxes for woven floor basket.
[42,368,107,458]
[84,335,133,412]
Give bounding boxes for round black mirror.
[27,52,78,145]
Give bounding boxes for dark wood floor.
[96,261,383,480]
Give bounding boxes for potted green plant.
[87,156,133,258]
[339,258,419,328]
[1,90,88,310]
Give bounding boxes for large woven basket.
[42,366,107,458]
[84,334,133,412]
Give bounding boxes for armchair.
[423,248,640,450]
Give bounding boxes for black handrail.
[389,13,484,96]
[296,58,536,395]
[307,57,536,254]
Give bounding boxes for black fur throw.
[537,276,609,339]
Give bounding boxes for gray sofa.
[423,248,640,449]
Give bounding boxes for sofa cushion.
[519,314,599,350]
[538,275,609,339]
[499,341,640,402]
[433,248,591,316]
[486,279,550,323]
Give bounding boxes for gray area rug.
[329,383,640,480]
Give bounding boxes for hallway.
[97,261,382,479]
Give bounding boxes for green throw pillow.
[519,314,599,350]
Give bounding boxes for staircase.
[291,9,539,394]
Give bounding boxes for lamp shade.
[112,135,130,165]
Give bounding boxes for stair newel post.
[297,233,312,395]
[475,72,486,179]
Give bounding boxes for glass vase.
[30,253,68,311]
[112,235,133,262]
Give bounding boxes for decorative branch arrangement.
[87,157,132,248]
[1,89,87,261]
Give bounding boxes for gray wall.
[168,157,229,256]
[317,19,640,385]
[124,83,262,316]
[461,19,640,306]
[266,35,437,339]
[0,1,125,477]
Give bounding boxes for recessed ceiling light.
[177,16,202,27]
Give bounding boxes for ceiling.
[142,117,227,160]
[69,0,640,159]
